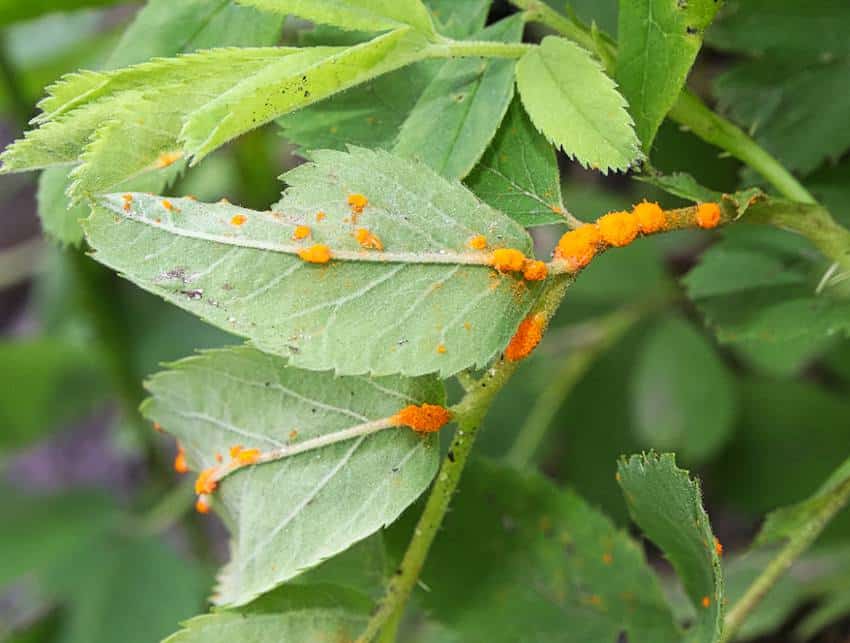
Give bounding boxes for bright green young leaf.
[630,316,736,464]
[637,170,722,204]
[0,339,105,451]
[85,147,541,377]
[107,0,284,68]
[516,36,642,173]
[163,584,370,643]
[181,28,430,161]
[235,0,436,36]
[466,97,565,226]
[404,459,681,642]
[143,347,444,606]
[617,453,724,642]
[277,0,490,152]
[616,0,721,150]
[756,456,850,546]
[393,15,522,179]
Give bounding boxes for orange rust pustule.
[195,468,217,495]
[522,259,548,281]
[467,234,488,250]
[293,225,311,240]
[597,210,639,247]
[173,446,188,474]
[355,228,384,250]
[555,224,602,269]
[714,537,723,557]
[696,202,721,229]
[632,201,666,234]
[490,248,527,273]
[394,404,452,433]
[195,497,211,514]
[234,448,261,465]
[316,211,326,222]
[298,244,332,264]
[347,193,368,214]
[505,313,546,362]
[230,214,247,227]
[701,596,712,608]
[155,150,183,168]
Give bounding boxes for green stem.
[505,307,641,468]
[720,477,850,643]
[356,279,571,643]
[428,38,532,60]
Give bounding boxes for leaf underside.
[143,346,444,607]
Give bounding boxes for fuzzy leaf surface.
[143,346,443,606]
[85,147,540,377]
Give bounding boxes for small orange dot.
[293,225,311,240]
[355,228,384,250]
[195,497,211,514]
[316,211,326,222]
[696,202,721,229]
[714,537,723,557]
[467,234,488,250]
[347,193,368,214]
[173,446,188,474]
[436,343,447,354]
[602,552,613,565]
[155,150,183,168]
[161,199,177,212]
[701,596,711,608]
[522,259,548,281]
[230,214,247,227]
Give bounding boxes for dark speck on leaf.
[686,25,698,34]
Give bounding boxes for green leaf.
[757,456,850,546]
[0,339,106,451]
[516,35,642,173]
[636,171,722,204]
[617,452,724,642]
[85,147,541,377]
[465,97,564,226]
[277,0,489,152]
[181,28,430,162]
[47,534,209,643]
[37,166,87,246]
[630,317,736,464]
[0,489,116,586]
[616,0,721,150]
[708,0,850,57]
[715,55,850,175]
[683,225,850,350]
[163,584,370,643]
[393,15,522,179]
[400,459,681,642]
[235,0,436,36]
[143,346,444,606]
[0,0,122,27]
[107,0,284,69]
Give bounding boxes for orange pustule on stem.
[394,404,452,433]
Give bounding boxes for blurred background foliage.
[1,1,849,642]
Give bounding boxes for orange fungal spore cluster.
[293,225,311,240]
[522,260,548,281]
[230,213,247,227]
[633,201,666,234]
[347,193,368,214]
[697,202,721,229]
[467,234,488,250]
[195,468,217,495]
[394,404,452,433]
[597,211,639,247]
[173,446,188,474]
[555,224,602,269]
[505,313,546,362]
[298,244,332,264]
[122,193,133,212]
[195,497,211,514]
[230,445,261,465]
[355,228,383,250]
[490,248,526,273]
[316,211,326,222]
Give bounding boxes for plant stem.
[720,477,850,643]
[505,307,641,468]
[508,0,815,205]
[428,38,532,60]
[356,278,571,643]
